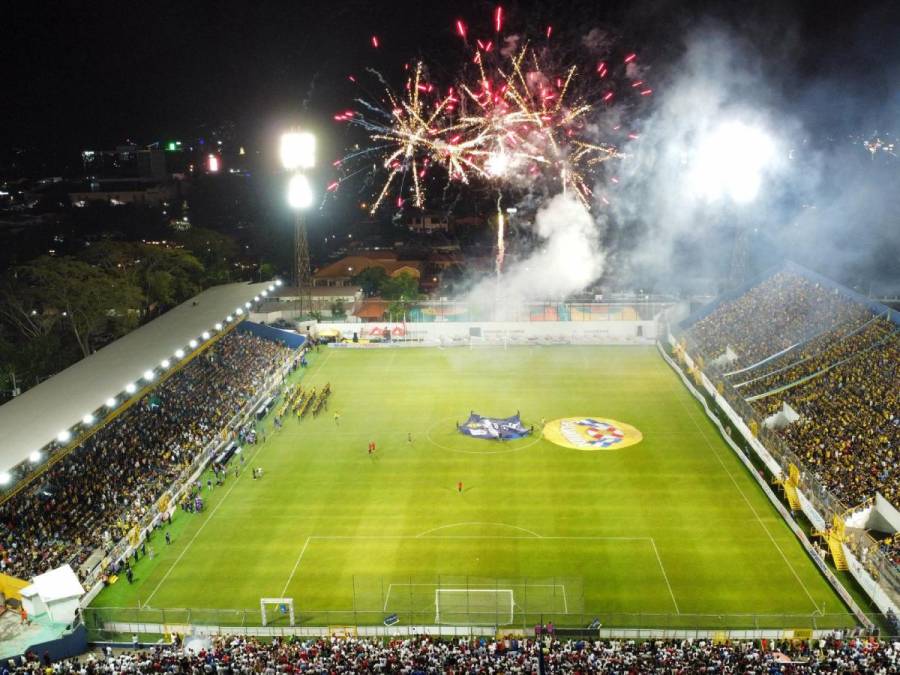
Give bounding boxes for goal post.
[260,597,295,626]
[435,588,514,625]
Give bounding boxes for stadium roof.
[0,280,276,475]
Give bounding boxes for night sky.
[2,0,897,162]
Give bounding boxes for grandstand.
[1,266,898,668]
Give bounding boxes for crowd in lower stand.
[683,268,899,510]
[0,331,294,582]
[8,635,900,674]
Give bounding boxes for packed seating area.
[0,331,294,582]
[683,268,899,509]
[688,271,870,370]
[10,635,900,674]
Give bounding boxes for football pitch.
[89,345,856,631]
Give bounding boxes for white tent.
[21,565,85,624]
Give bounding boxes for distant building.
[253,286,363,321]
[81,145,166,181]
[313,255,421,287]
[406,213,450,233]
[69,180,176,207]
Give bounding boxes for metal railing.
[81,605,897,640]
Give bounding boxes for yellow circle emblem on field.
[543,417,643,451]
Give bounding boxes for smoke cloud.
[601,14,900,294]
[463,193,605,314]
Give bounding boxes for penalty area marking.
[425,416,543,455]
[280,532,679,615]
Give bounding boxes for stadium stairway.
[828,537,849,571]
[783,483,801,511]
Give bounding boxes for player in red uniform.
[457,481,463,494]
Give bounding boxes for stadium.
[2,1,899,672]
[0,260,898,671]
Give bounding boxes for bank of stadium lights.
[57,430,72,444]
[106,397,117,408]
[189,339,198,349]
[202,331,211,340]
[235,308,244,316]
[0,472,10,486]
[226,315,234,322]
[29,451,41,463]
[160,359,171,369]
[82,414,95,425]
[143,369,155,382]
[125,382,137,394]
[215,323,223,331]
[261,290,268,297]
[174,349,185,359]
[280,131,316,171]
[244,302,251,309]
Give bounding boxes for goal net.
[260,597,295,626]
[435,588,514,625]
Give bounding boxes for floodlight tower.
[281,131,316,318]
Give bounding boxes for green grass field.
[88,345,856,631]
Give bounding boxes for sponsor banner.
[543,417,642,450]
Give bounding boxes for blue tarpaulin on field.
[458,411,531,441]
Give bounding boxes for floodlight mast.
[281,131,314,320]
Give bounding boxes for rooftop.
[0,280,275,475]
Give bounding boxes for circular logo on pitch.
[543,417,642,450]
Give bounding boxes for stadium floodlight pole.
[282,131,315,321]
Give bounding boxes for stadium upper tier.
[0,281,278,477]
[679,263,899,509]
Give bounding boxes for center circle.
[425,416,543,455]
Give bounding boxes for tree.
[79,241,204,316]
[381,272,423,321]
[329,299,347,319]
[175,228,240,284]
[380,272,421,301]
[351,266,389,297]
[13,257,143,357]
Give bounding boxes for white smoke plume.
[463,193,605,315]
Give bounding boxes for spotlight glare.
[688,120,776,204]
[57,430,72,443]
[174,349,185,359]
[202,331,211,340]
[189,339,198,349]
[0,472,11,486]
[287,174,314,209]
[161,359,171,369]
[215,323,223,331]
[29,451,42,463]
[106,397,117,408]
[280,131,316,170]
[82,414,95,425]
[125,382,137,394]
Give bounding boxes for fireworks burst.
[331,6,652,244]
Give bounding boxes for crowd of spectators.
[0,331,293,582]
[8,634,900,674]
[683,270,899,509]
[688,271,868,370]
